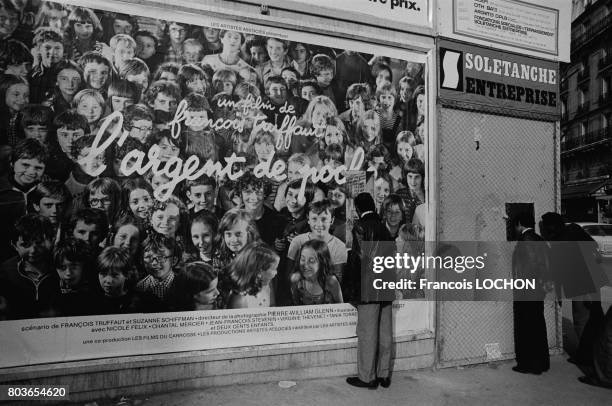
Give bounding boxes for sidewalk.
[94,355,610,406]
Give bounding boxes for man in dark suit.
[511,211,550,374]
[540,212,608,367]
[346,193,395,389]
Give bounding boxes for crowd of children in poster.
[0,0,427,323]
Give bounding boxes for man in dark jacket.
[540,212,608,367]
[511,211,550,374]
[346,192,395,389]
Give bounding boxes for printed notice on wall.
[0,305,357,368]
[453,0,558,55]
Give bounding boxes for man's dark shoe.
[377,377,391,388]
[512,366,542,375]
[578,375,612,389]
[346,377,378,389]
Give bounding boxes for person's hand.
[274,237,286,252]
[286,231,297,245]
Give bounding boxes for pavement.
[90,354,610,406]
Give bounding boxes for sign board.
[438,39,559,121]
[438,0,571,62]
[237,0,433,30]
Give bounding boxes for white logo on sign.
[442,50,461,89]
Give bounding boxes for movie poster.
[0,0,427,367]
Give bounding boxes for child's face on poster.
[0,7,19,38]
[406,172,423,191]
[113,224,140,257]
[168,23,187,43]
[5,83,29,112]
[285,187,306,214]
[349,97,366,119]
[193,277,219,305]
[76,96,103,123]
[12,157,45,187]
[84,62,110,90]
[301,85,316,101]
[328,189,346,209]
[151,204,180,237]
[13,236,51,264]
[241,186,265,212]
[56,259,84,288]
[379,92,395,111]
[183,44,202,64]
[39,40,64,67]
[143,247,173,279]
[24,124,48,143]
[73,220,100,247]
[99,269,126,297]
[266,38,287,63]
[316,69,333,88]
[34,196,65,224]
[267,82,287,105]
[74,21,94,40]
[188,185,215,212]
[136,35,156,60]
[299,246,319,279]
[308,210,333,238]
[203,27,220,43]
[224,220,249,253]
[128,188,153,219]
[374,177,390,205]
[113,19,133,35]
[57,127,84,156]
[250,46,267,65]
[191,221,214,256]
[397,142,413,163]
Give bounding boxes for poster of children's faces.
[0,0,428,362]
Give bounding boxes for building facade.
[561,0,612,222]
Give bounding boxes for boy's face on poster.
[77,97,102,123]
[308,210,333,238]
[0,8,19,38]
[221,31,242,52]
[316,69,333,88]
[183,44,202,64]
[285,187,306,214]
[191,221,214,256]
[150,174,170,191]
[185,109,208,131]
[14,236,51,264]
[203,27,219,43]
[12,157,44,187]
[188,185,215,212]
[328,189,346,209]
[128,188,153,219]
[151,203,180,237]
[397,142,413,163]
[136,35,156,60]
[111,96,135,113]
[266,39,287,63]
[374,177,390,205]
[73,220,99,247]
[113,224,140,257]
[5,62,31,78]
[5,83,29,112]
[24,124,48,143]
[193,277,219,305]
[267,82,287,105]
[98,269,126,296]
[291,44,308,63]
[77,147,105,175]
[158,71,177,83]
[301,85,316,101]
[89,190,112,213]
[57,68,82,97]
[34,196,64,224]
[56,259,84,288]
[126,73,149,94]
[186,77,206,94]
[299,246,319,279]
[406,172,423,192]
[349,96,366,119]
[242,186,264,212]
[128,119,153,143]
[57,127,84,156]
[287,162,304,181]
[84,62,110,90]
[379,92,395,111]
[74,21,94,40]
[113,19,133,35]
[416,93,425,116]
[169,23,187,43]
[250,45,267,65]
[386,203,403,227]
[39,41,64,67]
[224,219,249,253]
[152,93,176,113]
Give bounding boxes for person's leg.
[376,302,393,380]
[357,303,380,383]
[533,300,550,372]
[576,300,604,364]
